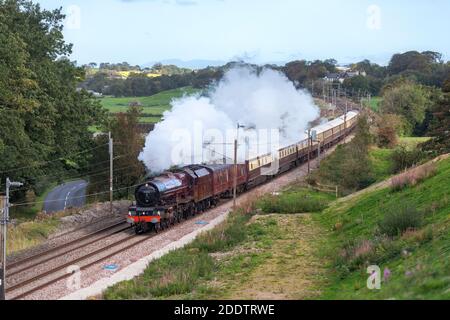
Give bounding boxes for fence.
[307,182,339,198]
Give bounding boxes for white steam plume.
[139,66,319,173]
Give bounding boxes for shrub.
[391,145,427,173]
[335,239,376,271]
[390,162,437,191]
[378,203,423,237]
[377,125,398,148]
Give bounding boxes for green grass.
[315,156,450,299]
[103,210,255,299]
[257,188,335,214]
[398,137,431,150]
[99,87,200,123]
[103,187,332,300]
[369,147,395,181]
[7,214,62,254]
[363,97,382,112]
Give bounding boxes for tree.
[315,114,374,194]
[87,106,145,200]
[0,0,106,199]
[377,124,398,148]
[421,92,450,155]
[380,81,433,131]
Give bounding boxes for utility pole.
[0,195,5,301]
[307,129,311,175]
[233,123,247,210]
[317,140,321,165]
[344,101,348,136]
[108,132,113,215]
[1,178,23,300]
[233,138,238,211]
[322,81,326,101]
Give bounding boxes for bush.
[377,125,398,148]
[378,203,423,237]
[391,145,426,173]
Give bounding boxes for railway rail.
[5,220,132,299]
[6,215,188,300]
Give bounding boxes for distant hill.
[143,59,227,70]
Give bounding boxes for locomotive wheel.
[154,223,161,233]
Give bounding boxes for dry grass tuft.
[391,162,437,191]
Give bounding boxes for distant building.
[87,90,103,98]
[324,73,343,83]
[76,88,103,97]
[324,70,366,83]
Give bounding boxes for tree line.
[81,52,450,99]
[0,0,107,206]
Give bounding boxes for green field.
[99,87,200,123]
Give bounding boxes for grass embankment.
[6,209,77,254]
[104,146,449,300]
[103,188,335,300]
[99,87,199,124]
[369,137,432,182]
[316,155,450,299]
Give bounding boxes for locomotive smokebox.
[135,183,159,207]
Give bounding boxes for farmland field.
[99,86,200,123]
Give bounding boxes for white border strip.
[60,210,230,300]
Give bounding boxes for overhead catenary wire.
[1,160,144,195]
[11,182,145,208]
[0,153,140,191]
[0,143,110,175]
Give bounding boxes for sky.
[37,0,450,67]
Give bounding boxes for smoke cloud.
[139,66,319,173]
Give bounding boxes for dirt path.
[228,214,327,300]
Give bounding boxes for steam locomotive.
[127,111,359,234]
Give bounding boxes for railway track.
[6,217,186,300]
[7,219,129,271]
[5,220,133,299]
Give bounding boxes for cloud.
[175,0,197,5]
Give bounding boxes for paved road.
[43,180,88,214]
